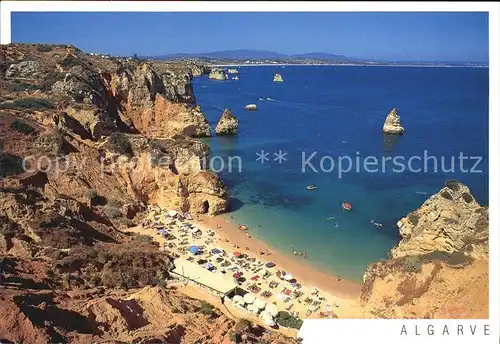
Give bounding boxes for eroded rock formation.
[382,108,404,135]
[215,108,239,135]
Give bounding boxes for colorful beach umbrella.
[211,248,222,255]
[265,262,276,268]
[283,274,293,281]
[233,251,241,257]
[188,245,200,255]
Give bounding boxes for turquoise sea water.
[193,66,489,282]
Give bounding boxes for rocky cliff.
[273,73,284,82]
[215,108,239,135]
[382,108,404,135]
[0,44,222,216]
[360,181,488,319]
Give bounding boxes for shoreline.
[195,213,362,301]
[208,63,487,68]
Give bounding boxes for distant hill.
[144,49,488,66]
[149,49,357,61]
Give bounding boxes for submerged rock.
[273,73,283,82]
[382,108,404,135]
[215,109,238,136]
[208,68,228,80]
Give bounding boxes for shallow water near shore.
[193,65,489,282]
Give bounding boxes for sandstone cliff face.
[209,68,228,80]
[360,181,488,319]
[391,181,487,259]
[382,108,404,135]
[215,108,239,135]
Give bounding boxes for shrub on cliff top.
[108,198,124,209]
[402,256,422,273]
[0,154,24,178]
[37,44,53,52]
[199,301,215,316]
[60,55,82,68]
[10,119,36,135]
[104,205,122,219]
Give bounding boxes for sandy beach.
[125,206,365,322]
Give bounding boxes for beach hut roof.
[243,293,256,304]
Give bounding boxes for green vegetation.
[37,44,53,52]
[199,300,215,316]
[462,192,474,203]
[108,198,124,209]
[8,82,39,93]
[134,234,153,243]
[402,256,422,273]
[440,190,453,200]
[275,311,303,329]
[0,98,54,110]
[104,206,122,219]
[10,119,36,135]
[108,133,134,157]
[408,212,420,226]
[445,179,462,191]
[85,189,99,200]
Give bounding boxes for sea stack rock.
[209,68,228,80]
[273,73,283,82]
[227,68,239,74]
[383,108,404,135]
[215,109,239,135]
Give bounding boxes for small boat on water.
[341,202,352,211]
[232,76,239,80]
[306,185,317,190]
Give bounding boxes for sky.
[11,12,489,62]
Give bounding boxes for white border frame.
[1,2,498,343]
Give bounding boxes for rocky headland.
[215,108,239,136]
[0,43,301,344]
[382,108,404,135]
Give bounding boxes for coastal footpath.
[0,44,489,343]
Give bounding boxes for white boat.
[306,185,317,190]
